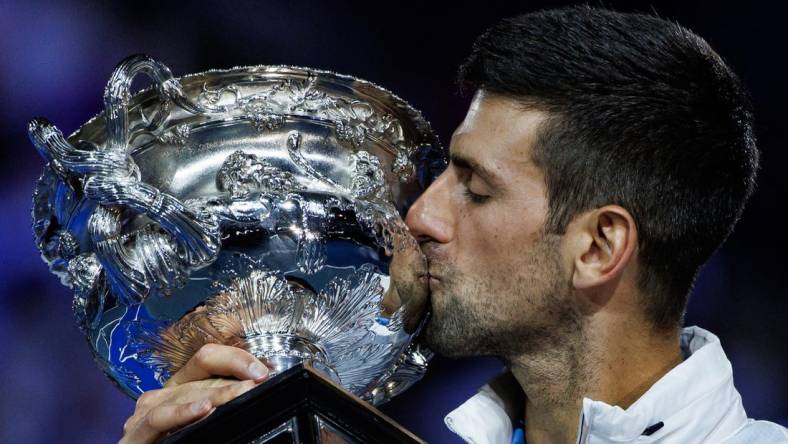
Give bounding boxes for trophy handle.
[103,54,206,152]
[28,54,221,305]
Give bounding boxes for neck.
[508,316,682,444]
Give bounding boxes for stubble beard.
[424,233,583,360]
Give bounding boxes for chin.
[422,319,470,358]
[422,321,447,354]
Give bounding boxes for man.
[119,6,787,444]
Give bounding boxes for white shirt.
[444,326,788,443]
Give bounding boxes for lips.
[420,252,443,290]
[417,271,441,296]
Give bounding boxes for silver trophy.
[28,54,445,421]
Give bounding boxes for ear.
[567,206,638,294]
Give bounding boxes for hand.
[119,343,270,444]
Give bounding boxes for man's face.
[405,91,578,358]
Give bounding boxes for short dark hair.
[458,5,759,331]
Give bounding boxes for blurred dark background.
[0,0,785,442]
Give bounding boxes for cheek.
[456,202,543,264]
[451,203,552,300]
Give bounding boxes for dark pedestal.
[161,362,424,444]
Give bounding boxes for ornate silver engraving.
[248,109,285,132]
[393,148,416,181]
[350,150,385,199]
[295,230,326,274]
[287,130,301,150]
[195,75,416,178]
[29,100,220,304]
[157,123,191,145]
[129,261,410,398]
[67,253,102,292]
[335,119,367,148]
[57,230,81,260]
[217,150,297,199]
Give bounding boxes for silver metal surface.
[29,54,445,403]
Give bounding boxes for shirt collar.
[445,326,749,444]
[579,326,748,443]
[444,385,514,444]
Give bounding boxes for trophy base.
[161,362,424,444]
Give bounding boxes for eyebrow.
[450,153,502,189]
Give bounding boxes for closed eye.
[451,157,493,204]
[463,187,491,204]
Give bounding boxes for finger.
[166,379,260,409]
[133,379,235,419]
[207,379,260,407]
[166,344,269,387]
[133,389,165,416]
[124,379,261,438]
[120,399,212,444]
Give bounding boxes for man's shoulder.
[723,419,788,443]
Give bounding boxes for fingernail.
[191,399,210,414]
[247,361,268,380]
[253,374,269,383]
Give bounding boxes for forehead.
[451,91,548,184]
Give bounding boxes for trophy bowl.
[28,54,445,406]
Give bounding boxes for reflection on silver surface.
[29,54,446,404]
[251,418,299,444]
[316,415,357,443]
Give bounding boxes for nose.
[405,170,454,244]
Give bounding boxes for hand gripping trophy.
[28,54,446,443]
